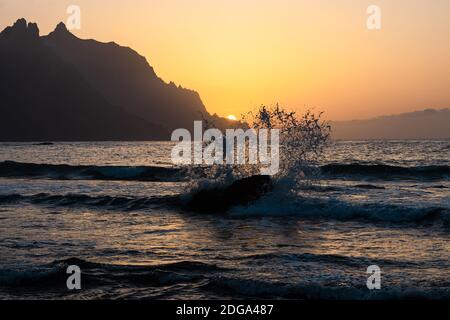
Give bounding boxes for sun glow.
[227,115,238,121]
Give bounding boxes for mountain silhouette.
[332,108,450,140]
[43,22,211,131]
[0,19,229,141]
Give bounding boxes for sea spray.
[182,105,331,200]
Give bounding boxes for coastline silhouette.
[0,19,232,141]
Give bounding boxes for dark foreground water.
[0,141,449,299]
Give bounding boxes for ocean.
[0,140,449,299]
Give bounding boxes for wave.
[3,257,449,299]
[2,161,448,183]
[0,193,179,211]
[231,191,449,224]
[320,163,450,180]
[2,190,449,227]
[0,258,222,288]
[239,252,424,269]
[204,277,450,300]
[0,161,182,181]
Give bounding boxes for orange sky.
[1,0,449,120]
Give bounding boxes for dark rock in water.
[187,175,272,213]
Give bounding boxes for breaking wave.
[0,193,179,211]
[0,258,222,288]
[1,190,448,226]
[2,257,448,300]
[230,189,449,224]
[321,163,450,180]
[0,161,182,181]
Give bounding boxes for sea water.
[0,140,448,299]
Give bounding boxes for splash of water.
[244,105,331,187]
[183,105,331,195]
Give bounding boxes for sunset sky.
[1,0,449,121]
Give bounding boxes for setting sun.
[227,115,238,121]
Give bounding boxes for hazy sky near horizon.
[1,0,449,120]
